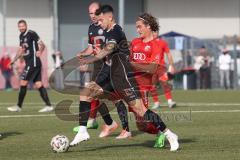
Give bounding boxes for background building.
[0,0,239,89]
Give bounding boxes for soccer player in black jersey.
[7,20,53,113]
[76,5,179,151]
[70,2,131,146]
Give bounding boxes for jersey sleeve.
[162,40,170,54]
[129,42,134,61]
[19,35,22,46]
[87,26,93,46]
[106,27,122,44]
[32,31,40,43]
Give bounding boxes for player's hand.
[79,56,98,65]
[93,47,101,55]
[168,65,175,74]
[19,47,25,54]
[79,58,89,65]
[36,51,42,57]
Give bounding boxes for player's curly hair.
[137,13,159,32]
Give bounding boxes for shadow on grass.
[0,131,23,140]
[67,137,196,153]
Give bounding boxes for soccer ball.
[50,135,70,153]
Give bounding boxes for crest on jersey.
[144,45,151,52]
[24,38,28,42]
[98,29,103,35]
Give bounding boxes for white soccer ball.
[50,135,70,153]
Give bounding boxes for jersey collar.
[23,30,29,36]
[106,23,116,32]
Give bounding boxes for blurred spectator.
[194,46,211,89]
[0,53,13,90]
[52,51,64,90]
[218,49,231,89]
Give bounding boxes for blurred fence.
[161,34,240,89]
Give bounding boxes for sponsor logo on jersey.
[133,52,146,61]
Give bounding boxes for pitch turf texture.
[1,90,240,160]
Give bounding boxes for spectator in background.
[52,51,64,90]
[198,46,211,89]
[218,49,231,89]
[0,53,13,90]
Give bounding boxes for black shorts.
[95,63,114,93]
[96,53,140,103]
[110,54,140,102]
[20,66,42,82]
[92,60,105,81]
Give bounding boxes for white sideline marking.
[1,109,240,119]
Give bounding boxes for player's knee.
[79,95,92,102]
[129,99,147,117]
[20,80,28,86]
[35,81,43,89]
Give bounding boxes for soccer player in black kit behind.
[70,2,131,146]
[7,20,53,113]
[76,5,179,151]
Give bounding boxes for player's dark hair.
[95,4,114,16]
[137,13,159,32]
[18,19,27,25]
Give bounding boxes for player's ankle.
[78,126,87,133]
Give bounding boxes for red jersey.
[130,37,170,65]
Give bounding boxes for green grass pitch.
[0,90,240,160]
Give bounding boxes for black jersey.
[88,23,105,48]
[88,23,108,81]
[104,24,130,61]
[98,24,140,102]
[19,30,41,67]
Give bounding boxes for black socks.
[38,86,51,106]
[17,86,27,108]
[98,102,113,125]
[143,109,166,132]
[116,101,129,131]
[79,101,91,126]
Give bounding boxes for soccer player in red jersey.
[129,13,179,145]
[130,15,176,110]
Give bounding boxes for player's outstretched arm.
[94,42,116,59]
[79,42,116,65]
[166,52,175,73]
[131,62,159,74]
[76,45,94,58]
[10,47,24,66]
